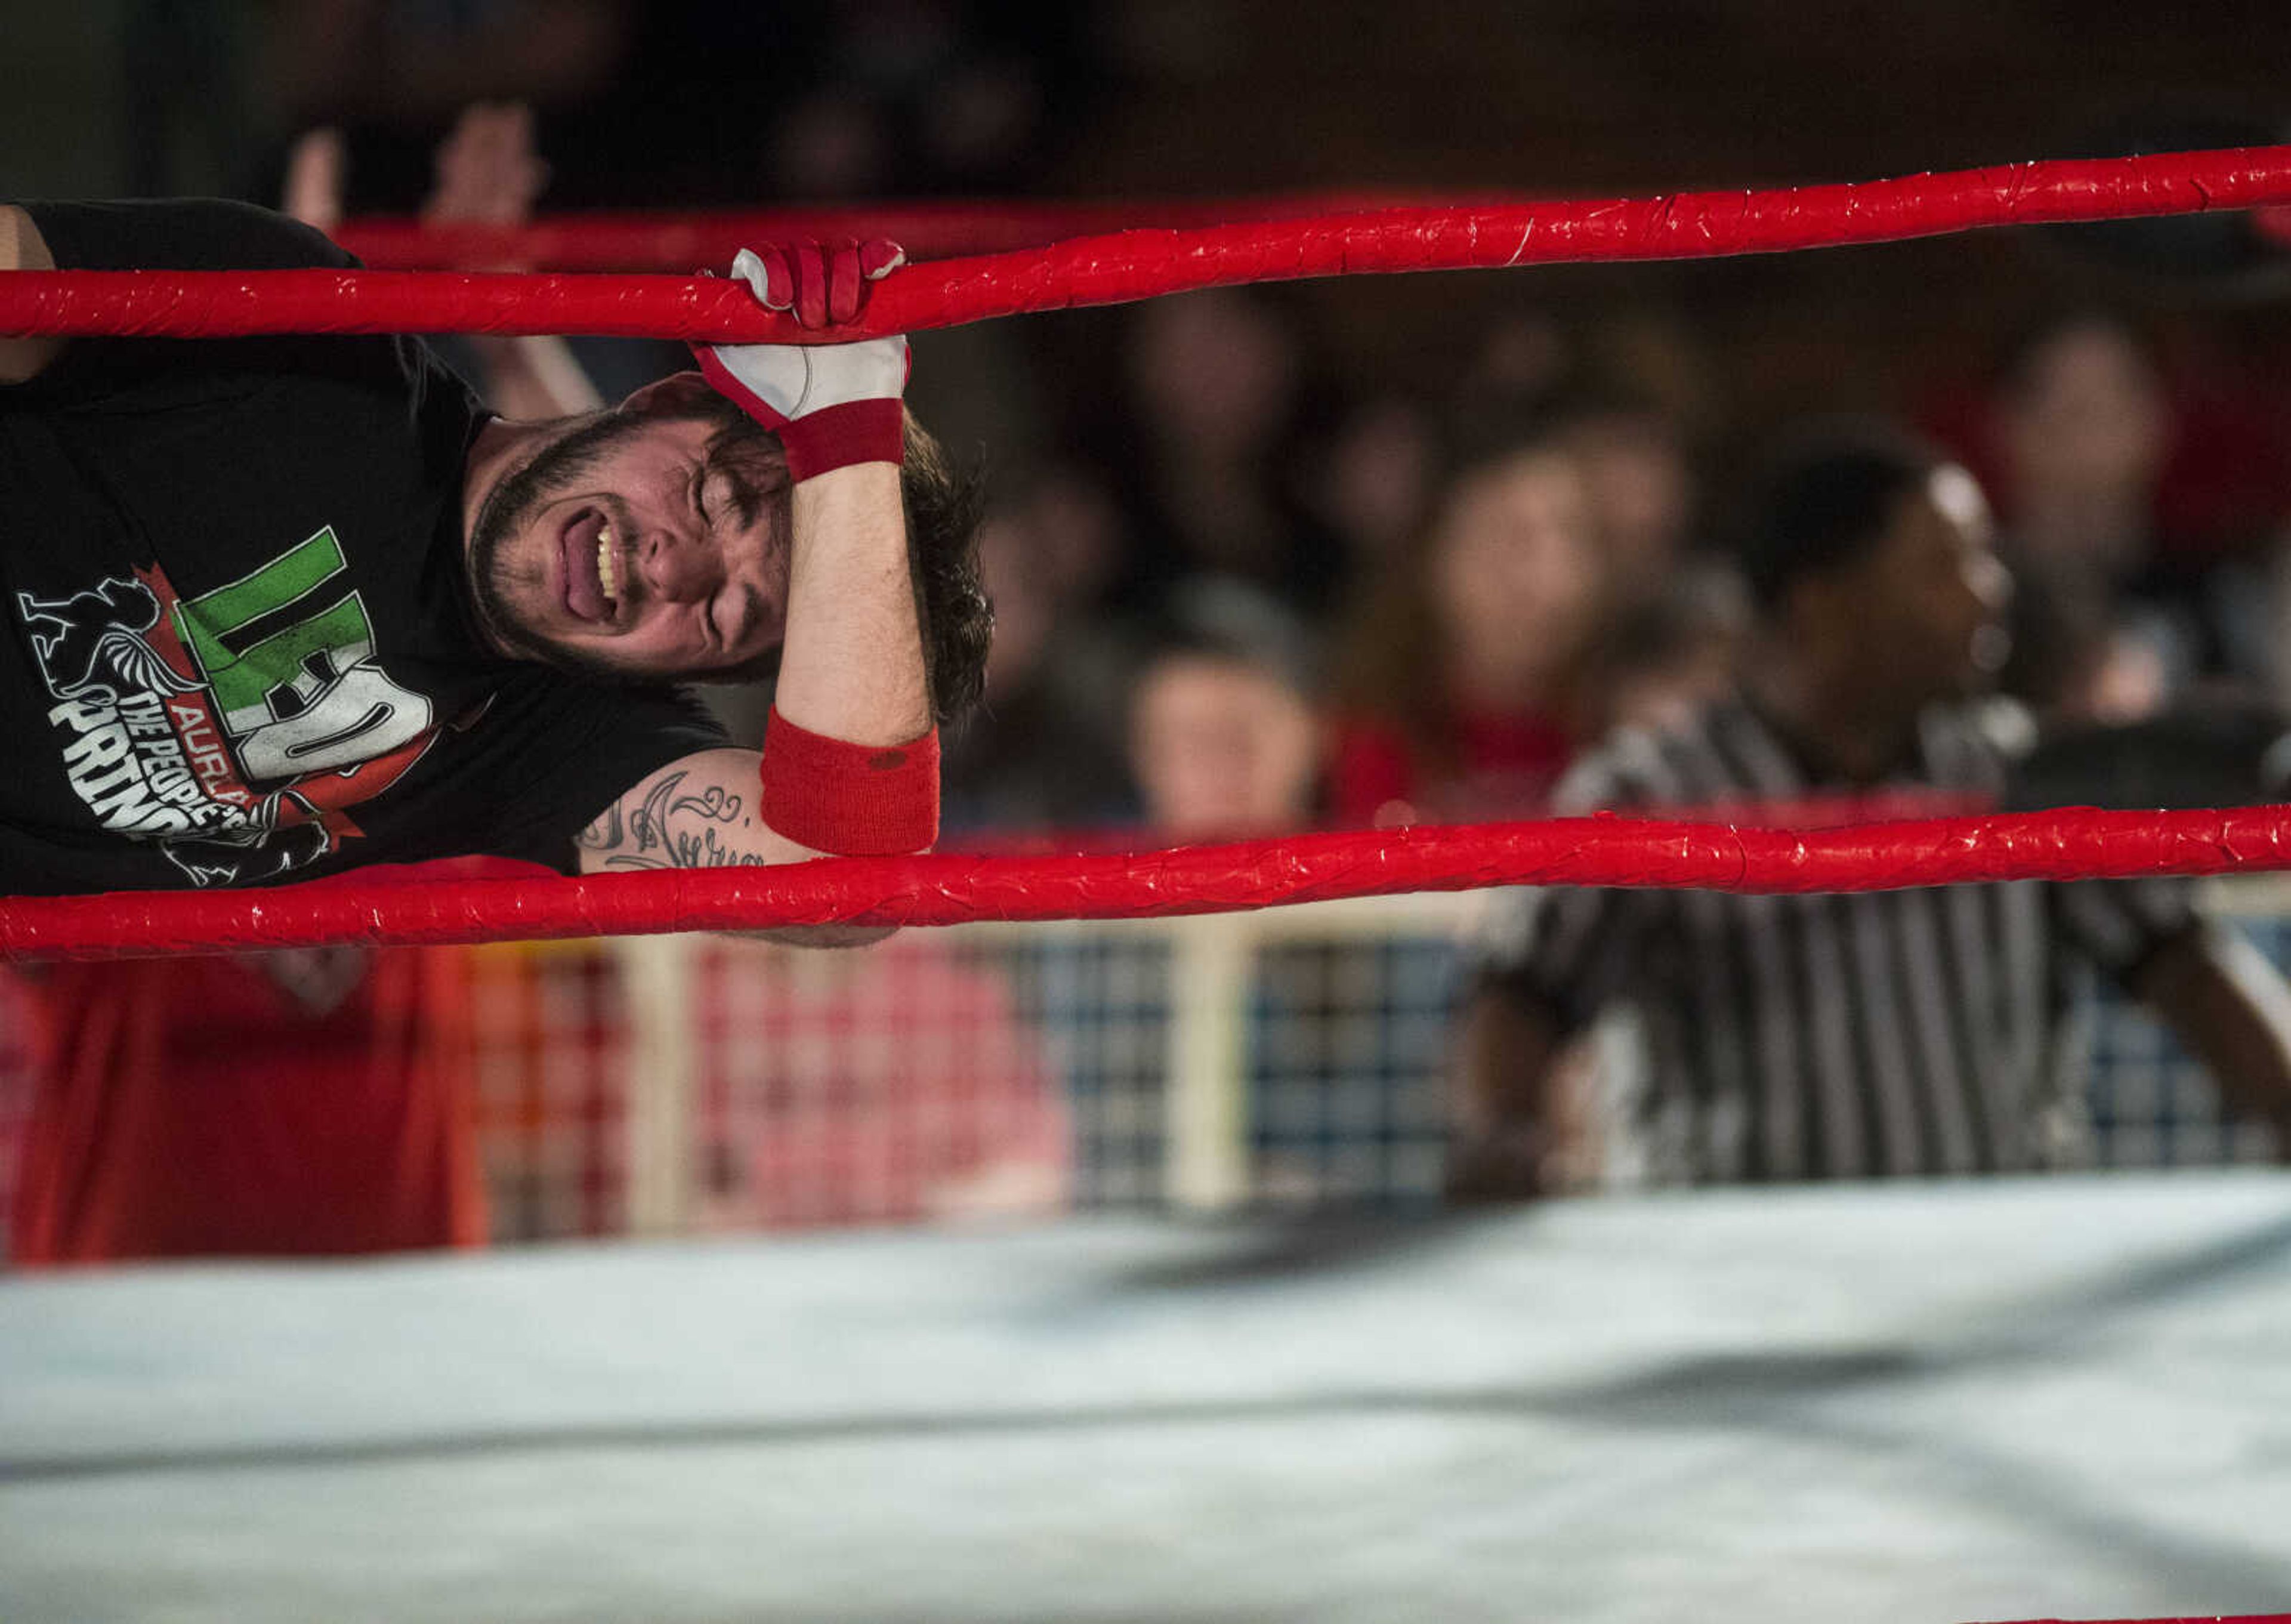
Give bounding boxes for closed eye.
[700,440,767,529]
[724,582,760,650]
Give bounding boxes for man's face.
[2001,322,2169,519]
[1851,465,2013,705]
[467,400,792,680]
[1129,654,1320,839]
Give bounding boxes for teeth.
[597,523,617,603]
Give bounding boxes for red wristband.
[692,347,906,482]
[776,398,906,483]
[759,707,940,856]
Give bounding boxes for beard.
[465,402,792,683]
[465,409,661,682]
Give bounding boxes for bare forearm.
[2136,927,2291,1152]
[773,463,930,746]
[466,335,603,420]
[572,748,894,947]
[576,465,928,933]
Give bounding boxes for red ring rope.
[329,193,1478,270]
[8,150,2291,956]
[5,807,2289,962]
[2,147,2287,342]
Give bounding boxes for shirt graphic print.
[17,528,449,886]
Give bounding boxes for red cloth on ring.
[3,858,526,1265]
[1328,708,1576,826]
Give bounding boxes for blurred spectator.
[1127,578,1324,838]
[941,465,1135,833]
[258,0,635,209]
[1579,565,1746,739]
[1297,391,1440,572]
[291,104,608,423]
[1983,311,2190,721]
[262,3,1092,212]
[762,2,1085,200]
[1101,289,1344,614]
[257,3,1097,215]
[1996,312,2170,582]
[269,1,631,125]
[1549,391,1700,606]
[1122,580,1459,1211]
[1453,424,2291,1199]
[1458,309,1576,416]
[1330,419,1605,825]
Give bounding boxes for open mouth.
[558,508,620,623]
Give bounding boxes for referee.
[1454,425,2291,1197]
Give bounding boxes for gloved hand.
[693,238,909,481]
[731,239,904,329]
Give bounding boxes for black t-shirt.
[0,199,724,893]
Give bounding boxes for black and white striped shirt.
[1477,699,2194,1183]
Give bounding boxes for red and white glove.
[732,239,904,328]
[692,238,909,484]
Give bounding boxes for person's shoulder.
[18,196,359,273]
[1925,696,2037,783]
[1556,698,1742,814]
[1554,721,1681,813]
[187,197,360,272]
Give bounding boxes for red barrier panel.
[2,147,2287,342]
[5,805,2290,961]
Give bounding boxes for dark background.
[11,0,2291,450]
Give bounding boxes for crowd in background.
[21,2,2291,842]
[11,2,2291,1258]
[959,290,2291,845]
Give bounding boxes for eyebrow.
[702,437,767,528]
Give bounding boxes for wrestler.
[0,199,986,918]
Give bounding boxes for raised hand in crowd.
[284,103,602,419]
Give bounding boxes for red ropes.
[6,806,2291,962]
[2,147,2289,342]
[329,193,1450,270]
[8,149,2291,956]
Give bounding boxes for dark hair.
[1736,422,1940,614]
[1143,575,1322,700]
[1585,565,1745,683]
[1538,384,1684,443]
[677,393,991,727]
[1433,403,1577,493]
[899,411,993,727]
[1333,410,1598,759]
[1990,306,2157,404]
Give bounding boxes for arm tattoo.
[578,770,771,870]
